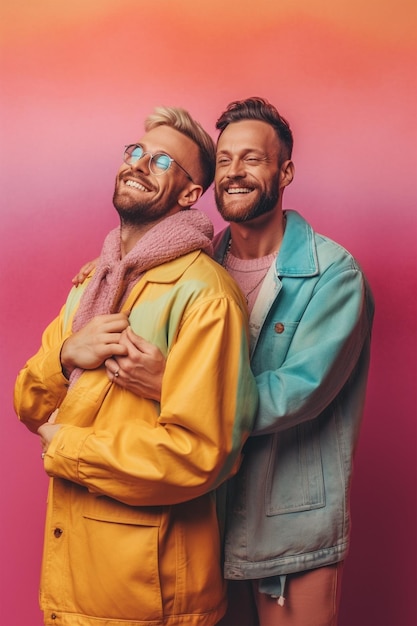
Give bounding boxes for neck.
[228,210,286,260]
[119,221,161,257]
[119,208,184,257]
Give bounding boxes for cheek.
[214,171,225,188]
[114,166,126,187]
[117,164,129,177]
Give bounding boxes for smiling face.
[214,120,288,223]
[113,125,202,226]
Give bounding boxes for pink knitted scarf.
[69,209,213,386]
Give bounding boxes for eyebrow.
[216,148,268,157]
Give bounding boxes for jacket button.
[51,614,57,620]
[274,322,285,334]
[54,528,63,538]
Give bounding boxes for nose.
[226,157,246,178]
[131,152,152,174]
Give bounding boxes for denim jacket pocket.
[265,420,325,515]
[252,321,299,372]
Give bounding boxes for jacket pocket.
[75,496,164,621]
[265,421,325,515]
[252,321,299,371]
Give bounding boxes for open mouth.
[226,187,253,194]
[124,179,151,192]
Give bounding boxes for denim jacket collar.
[214,210,319,278]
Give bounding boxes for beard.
[112,183,179,227]
[215,172,281,223]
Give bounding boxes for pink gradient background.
[1,2,416,625]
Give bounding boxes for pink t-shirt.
[224,252,277,314]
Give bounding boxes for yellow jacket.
[14,249,258,626]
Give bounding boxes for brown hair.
[216,97,293,162]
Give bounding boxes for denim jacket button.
[274,322,285,334]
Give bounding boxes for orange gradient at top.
[1,0,416,45]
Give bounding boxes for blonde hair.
[145,106,215,191]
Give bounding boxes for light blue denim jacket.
[214,210,375,582]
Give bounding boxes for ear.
[178,183,204,208]
[279,160,294,189]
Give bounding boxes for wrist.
[60,340,74,379]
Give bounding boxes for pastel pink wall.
[1,2,416,625]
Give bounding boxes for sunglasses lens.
[152,153,171,173]
[127,145,144,163]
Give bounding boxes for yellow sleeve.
[14,305,71,433]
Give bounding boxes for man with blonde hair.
[14,106,258,626]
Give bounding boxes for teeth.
[126,180,148,191]
[227,188,252,194]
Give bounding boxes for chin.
[218,203,256,222]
